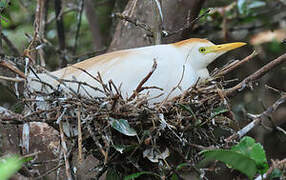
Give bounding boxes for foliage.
[0,155,31,180]
[200,136,268,179]
[110,118,138,136]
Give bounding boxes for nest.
[2,51,285,179]
[23,69,238,178]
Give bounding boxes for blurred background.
[0,0,286,178]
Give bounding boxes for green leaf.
[109,118,137,136]
[231,136,269,174]
[201,149,257,179]
[124,171,160,180]
[0,156,25,180]
[210,106,229,119]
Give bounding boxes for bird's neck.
[196,68,210,79]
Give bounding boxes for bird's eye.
[199,47,206,53]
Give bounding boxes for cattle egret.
[27,38,246,102]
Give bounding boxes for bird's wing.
[52,48,138,79]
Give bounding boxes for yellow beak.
[206,42,247,53]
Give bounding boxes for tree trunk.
[108,0,206,51]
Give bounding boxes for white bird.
[27,38,246,102]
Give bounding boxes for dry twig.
[128,59,158,100]
[226,93,286,142]
[225,52,286,97]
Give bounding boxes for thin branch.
[35,163,64,179]
[165,8,210,37]
[114,13,152,33]
[73,0,84,55]
[35,0,48,67]
[77,105,83,164]
[0,60,26,79]
[152,0,163,44]
[54,0,67,67]
[47,7,77,24]
[225,53,286,97]
[215,50,258,77]
[58,110,73,180]
[225,93,286,142]
[0,75,25,82]
[128,59,158,101]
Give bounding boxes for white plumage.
[27,38,246,102]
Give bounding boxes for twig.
[77,104,83,164]
[73,0,84,55]
[128,59,157,101]
[0,75,25,82]
[225,94,286,142]
[22,151,42,158]
[122,0,138,26]
[87,121,108,161]
[35,163,64,179]
[0,60,26,79]
[152,0,163,45]
[35,0,48,67]
[114,13,152,33]
[165,8,210,37]
[21,123,30,153]
[58,115,73,180]
[47,7,78,24]
[225,53,286,97]
[215,51,258,77]
[54,0,67,67]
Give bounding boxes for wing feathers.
[52,48,134,78]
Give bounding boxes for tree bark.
[108,0,206,51]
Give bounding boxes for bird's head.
[175,38,246,70]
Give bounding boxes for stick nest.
[24,71,238,178]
